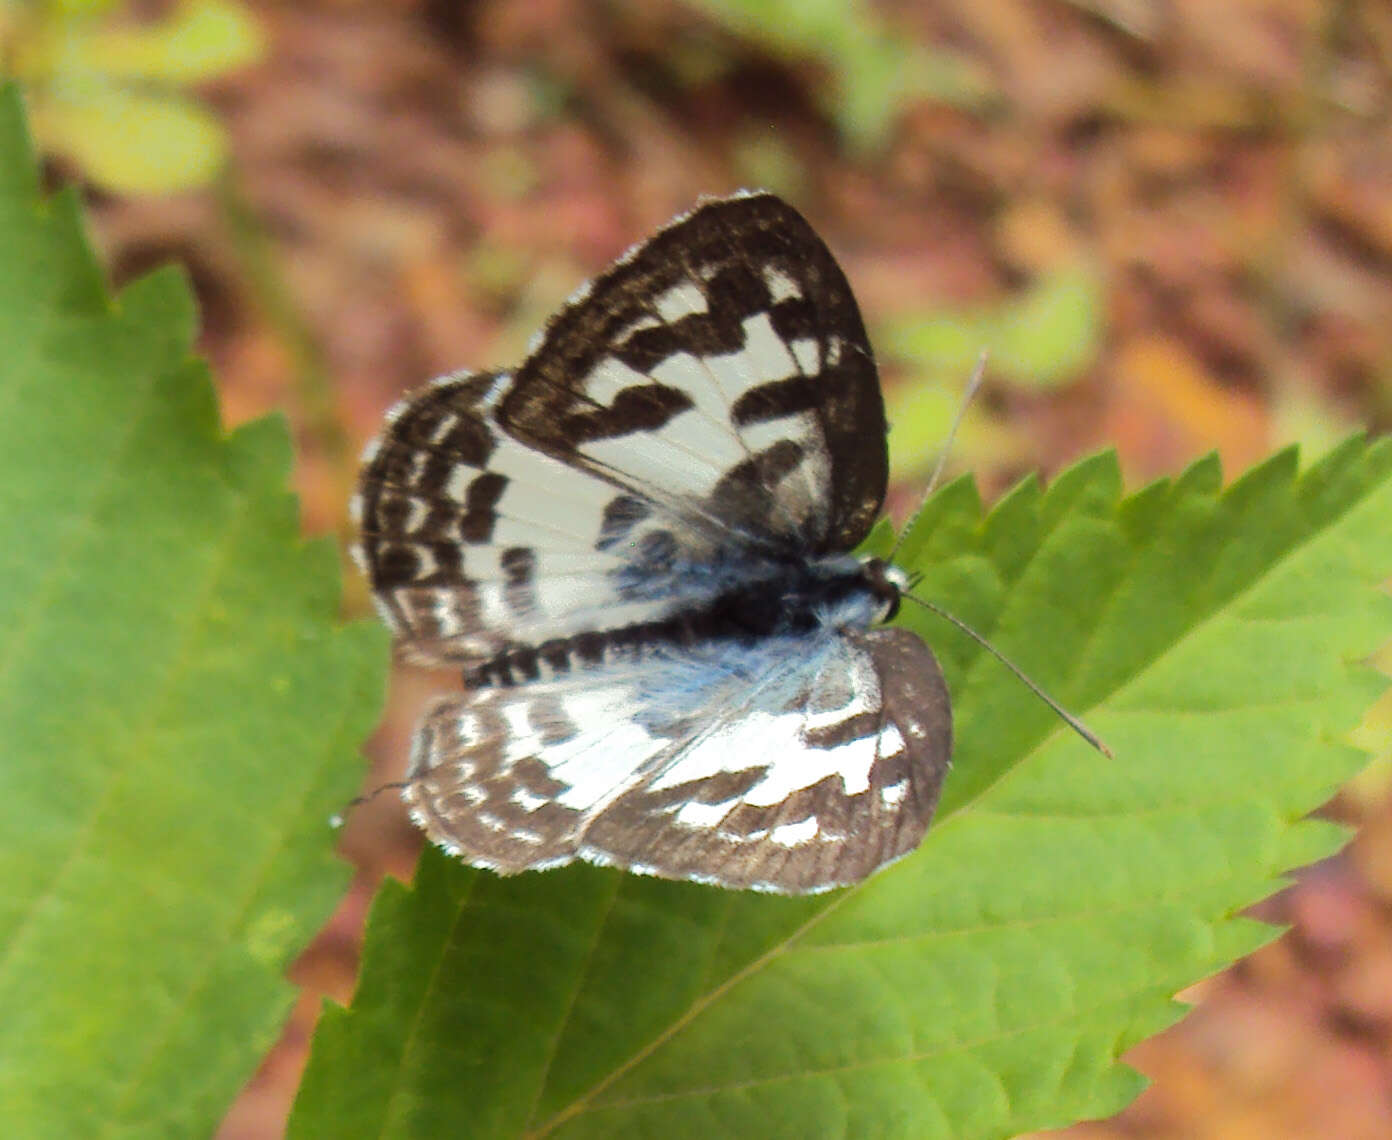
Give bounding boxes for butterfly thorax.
[465,555,905,690]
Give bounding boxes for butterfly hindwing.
[403,626,950,893]
[583,626,951,891]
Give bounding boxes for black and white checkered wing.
[405,627,951,893]
[355,368,676,663]
[353,193,887,662]
[500,191,887,556]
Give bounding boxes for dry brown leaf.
[1105,334,1268,477]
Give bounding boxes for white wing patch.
[763,265,802,303]
[653,281,710,321]
[646,636,882,804]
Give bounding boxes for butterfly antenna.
[330,780,412,829]
[900,592,1114,758]
[887,350,990,565]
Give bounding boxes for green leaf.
[0,84,387,1138]
[293,431,1391,1133]
[8,0,262,194]
[884,376,1016,484]
[46,0,122,16]
[66,0,264,85]
[830,26,990,151]
[29,85,229,194]
[881,263,1105,391]
[992,264,1103,385]
[685,0,992,148]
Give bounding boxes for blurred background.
[5,0,1390,1135]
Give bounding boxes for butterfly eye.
[859,557,902,622]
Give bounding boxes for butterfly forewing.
[502,191,887,554]
[355,370,686,663]
[355,194,885,662]
[355,191,954,893]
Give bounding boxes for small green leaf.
[7,0,262,194]
[0,84,388,1138]
[992,263,1104,385]
[69,0,264,84]
[686,0,991,148]
[30,85,229,193]
[47,0,121,15]
[882,263,1105,391]
[885,375,1016,483]
[832,26,992,150]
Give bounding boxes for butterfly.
[352,191,952,893]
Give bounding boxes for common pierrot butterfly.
[352,192,955,893]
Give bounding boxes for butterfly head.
[861,557,908,623]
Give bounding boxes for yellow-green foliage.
[688,0,993,148]
[1,0,262,193]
